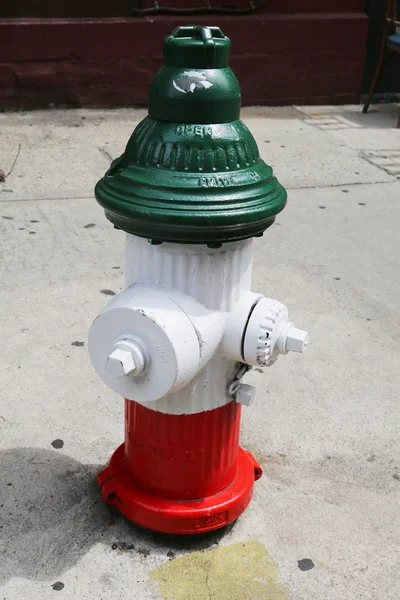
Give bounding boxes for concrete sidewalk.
[0,103,399,600]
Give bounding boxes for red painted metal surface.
[125,399,242,500]
[97,400,262,534]
[0,12,368,110]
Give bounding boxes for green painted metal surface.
[95,25,287,244]
[149,25,240,124]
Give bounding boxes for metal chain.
[228,363,252,396]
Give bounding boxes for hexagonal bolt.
[284,326,309,353]
[106,348,137,378]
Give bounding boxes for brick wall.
[0,11,368,110]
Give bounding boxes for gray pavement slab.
[0,146,110,202]
[0,108,148,147]
[246,118,394,189]
[295,103,399,129]
[332,128,400,151]
[0,104,399,600]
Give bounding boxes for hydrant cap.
[149,26,241,124]
[94,25,288,244]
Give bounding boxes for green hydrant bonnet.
[95,25,287,244]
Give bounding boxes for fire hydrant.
[89,25,308,534]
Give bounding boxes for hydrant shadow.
[0,447,237,585]
[124,518,238,553]
[0,446,111,585]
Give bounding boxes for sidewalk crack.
[6,143,21,178]
[99,147,113,162]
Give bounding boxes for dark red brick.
[0,12,368,110]
[141,0,364,13]
[0,64,16,87]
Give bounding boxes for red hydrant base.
[98,444,262,535]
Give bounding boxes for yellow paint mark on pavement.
[150,540,290,600]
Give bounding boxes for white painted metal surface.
[243,296,309,367]
[88,285,201,403]
[88,233,308,414]
[125,234,254,311]
[124,235,254,414]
